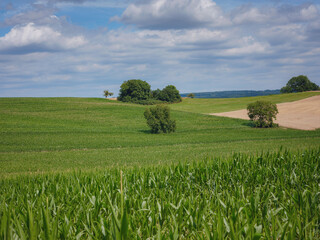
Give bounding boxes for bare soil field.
[210,96,320,130]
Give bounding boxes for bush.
[118,79,151,102]
[144,105,176,133]
[280,75,319,93]
[247,101,278,128]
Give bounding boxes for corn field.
[1,149,320,239]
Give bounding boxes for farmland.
[1,92,320,238]
[1,150,319,239]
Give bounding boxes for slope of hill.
[1,92,320,176]
[1,93,319,239]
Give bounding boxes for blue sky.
[0,0,320,97]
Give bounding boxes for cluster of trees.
[118,79,181,104]
[281,75,319,93]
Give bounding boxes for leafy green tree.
[144,105,176,133]
[151,89,162,100]
[157,85,182,103]
[187,93,195,98]
[281,75,319,93]
[118,79,151,102]
[247,101,278,128]
[103,90,114,98]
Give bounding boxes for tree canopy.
[118,79,151,102]
[281,75,319,93]
[157,85,182,103]
[103,90,113,98]
[247,101,278,128]
[144,105,176,133]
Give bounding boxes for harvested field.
[210,95,320,130]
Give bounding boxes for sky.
[0,0,320,97]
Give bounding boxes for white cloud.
[1,0,320,97]
[113,0,230,29]
[300,4,319,21]
[259,24,306,46]
[4,5,57,26]
[0,23,86,54]
[232,7,273,24]
[232,4,319,25]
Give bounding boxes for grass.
[1,94,320,175]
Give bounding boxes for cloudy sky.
[0,0,319,97]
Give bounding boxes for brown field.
[210,95,320,130]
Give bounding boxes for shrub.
[118,79,151,102]
[247,101,278,128]
[187,93,195,98]
[144,105,176,133]
[280,75,319,93]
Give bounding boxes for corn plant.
[0,149,319,239]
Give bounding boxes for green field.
[1,150,319,239]
[1,92,320,175]
[1,92,320,238]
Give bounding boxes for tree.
[118,79,151,102]
[247,101,278,128]
[151,89,162,100]
[187,93,195,98]
[103,90,114,98]
[281,75,319,93]
[144,105,176,133]
[157,85,182,103]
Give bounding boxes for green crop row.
[1,149,320,239]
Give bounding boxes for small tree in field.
[187,93,195,98]
[103,90,114,98]
[144,105,176,133]
[247,101,278,128]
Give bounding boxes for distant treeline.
[181,90,281,98]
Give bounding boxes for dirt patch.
[210,96,320,130]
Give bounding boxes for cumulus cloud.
[232,3,319,25]
[259,24,306,46]
[113,0,230,29]
[4,5,57,27]
[53,0,88,2]
[0,23,86,54]
[1,0,320,97]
